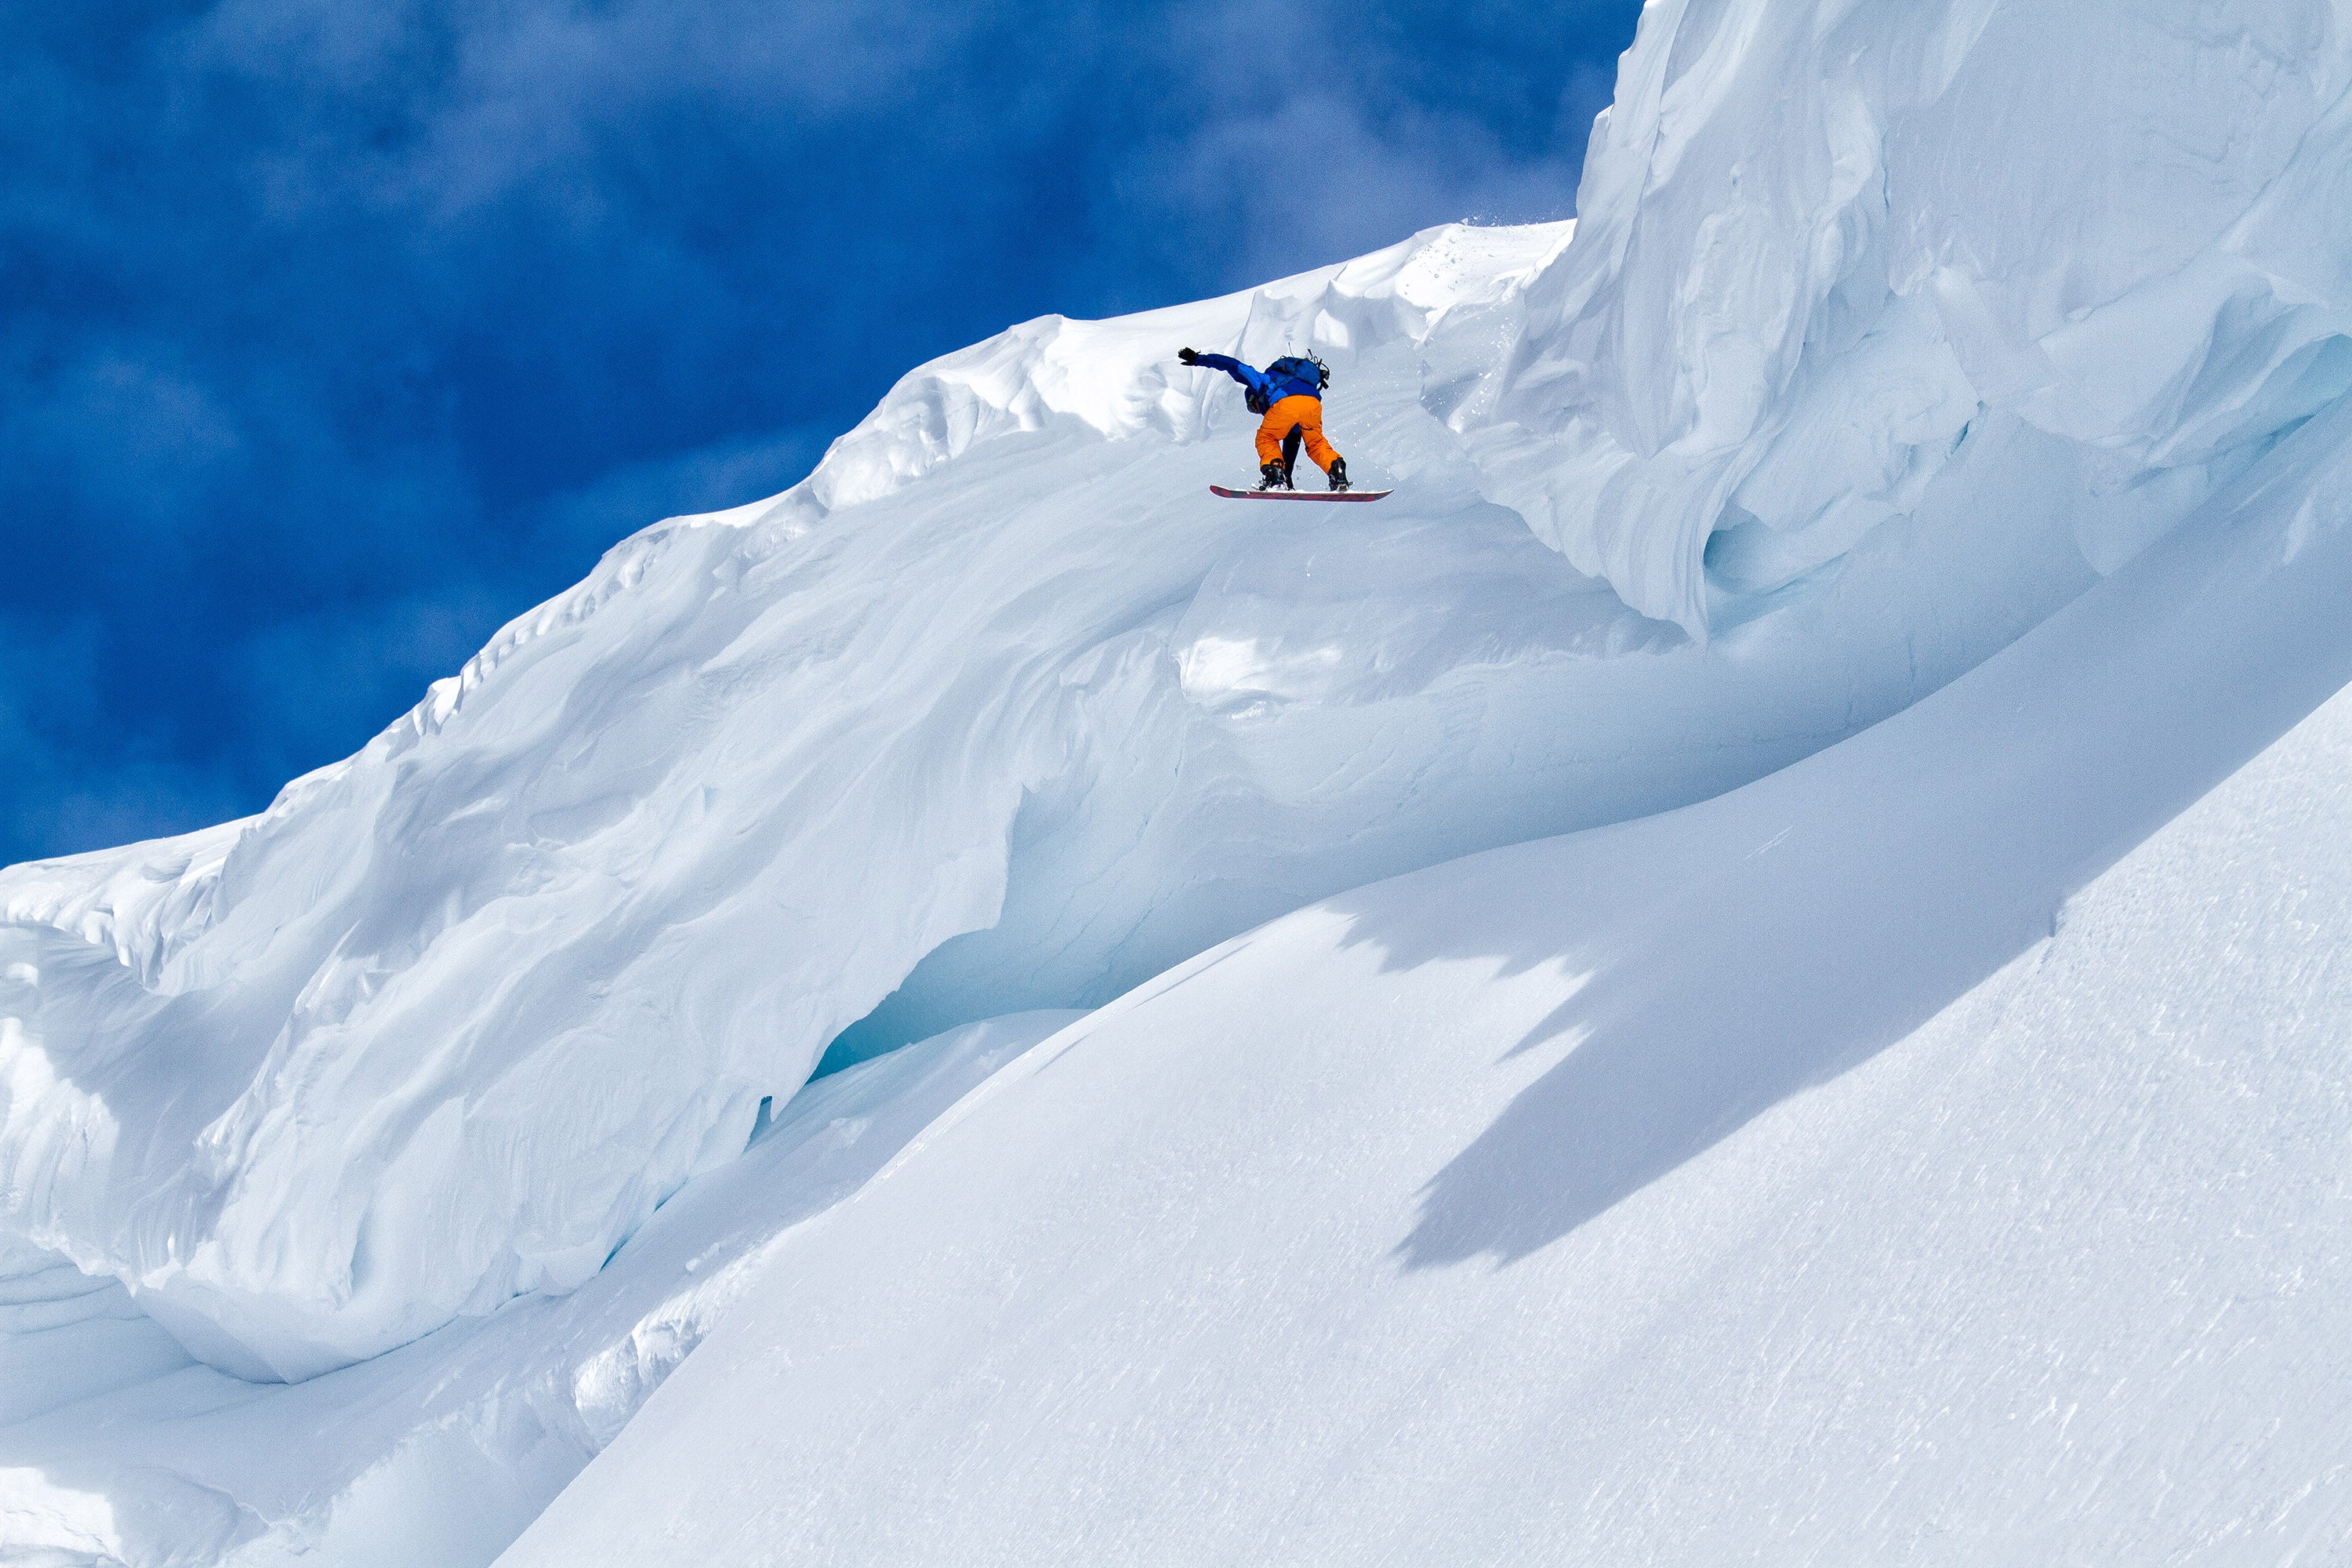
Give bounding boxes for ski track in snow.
[5,0,2352,1560]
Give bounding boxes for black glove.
[1178,347,1200,365]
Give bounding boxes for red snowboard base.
[1209,485,1392,503]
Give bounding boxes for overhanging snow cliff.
[1465,0,2352,630]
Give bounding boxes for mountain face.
[5,0,2352,1563]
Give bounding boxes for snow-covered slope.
[6,0,2352,1561]
[501,388,2352,1567]
[0,236,2115,1380]
[0,1011,1078,1568]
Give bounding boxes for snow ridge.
[4,222,1651,1382]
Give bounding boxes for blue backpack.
[1269,354,1329,393]
[1248,354,1330,412]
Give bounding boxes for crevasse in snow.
[2,0,2349,1391]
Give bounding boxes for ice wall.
[1457,0,2352,631]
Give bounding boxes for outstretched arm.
[1178,348,1265,394]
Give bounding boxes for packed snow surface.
[4,0,2352,1560]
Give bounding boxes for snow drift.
[0,0,2347,1440]
[0,1012,1079,1568]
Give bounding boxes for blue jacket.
[1192,353,1323,405]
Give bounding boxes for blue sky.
[0,0,1642,866]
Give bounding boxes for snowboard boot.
[1327,456,1351,492]
[1256,460,1293,492]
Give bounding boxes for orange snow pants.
[1254,394,1341,474]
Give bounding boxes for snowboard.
[1209,485,1392,503]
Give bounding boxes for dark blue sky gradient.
[0,0,1642,865]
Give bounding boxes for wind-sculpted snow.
[3,0,2347,1403]
[0,223,1646,1382]
[0,199,2089,1383]
[1459,0,2352,631]
[503,394,2352,1566]
[0,1012,1078,1567]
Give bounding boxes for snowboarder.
[1178,347,1351,492]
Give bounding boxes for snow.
[0,1011,1076,1567]
[0,209,2126,1388]
[499,391,2352,1565]
[5,0,2352,1560]
[1468,0,2352,632]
